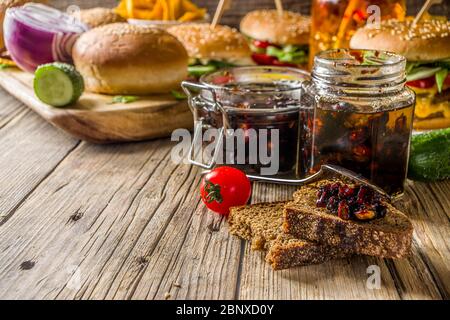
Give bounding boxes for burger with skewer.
[240,9,311,70]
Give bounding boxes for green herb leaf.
[0,63,11,70]
[171,90,187,100]
[111,95,138,104]
[435,68,449,93]
[188,64,217,77]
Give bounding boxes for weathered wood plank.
[396,180,450,299]
[0,90,80,225]
[0,140,242,300]
[238,182,447,300]
[0,86,28,130]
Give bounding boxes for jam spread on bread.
[316,183,387,222]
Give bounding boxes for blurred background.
[51,0,450,27]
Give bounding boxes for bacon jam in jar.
[182,66,313,178]
[309,49,415,197]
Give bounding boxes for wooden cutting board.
[0,68,193,143]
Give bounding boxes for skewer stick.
[275,0,284,17]
[211,0,230,29]
[412,0,442,26]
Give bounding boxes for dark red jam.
[316,182,388,222]
[311,103,414,196]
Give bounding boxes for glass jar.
[309,0,406,68]
[308,49,415,197]
[181,66,313,178]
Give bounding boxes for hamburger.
[72,23,188,95]
[72,7,126,28]
[167,23,253,79]
[240,10,311,69]
[350,18,450,130]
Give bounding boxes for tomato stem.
[204,180,223,204]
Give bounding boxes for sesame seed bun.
[350,19,450,62]
[72,23,188,95]
[73,7,126,29]
[167,23,253,66]
[240,10,310,46]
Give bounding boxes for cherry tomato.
[407,76,436,89]
[200,166,252,215]
[253,40,272,49]
[251,53,277,65]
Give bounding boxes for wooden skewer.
[275,0,284,17]
[211,0,230,29]
[412,0,442,26]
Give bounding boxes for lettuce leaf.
[266,45,308,64]
[406,67,443,82]
[406,59,450,93]
[187,60,237,77]
[435,69,449,93]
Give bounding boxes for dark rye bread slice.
[284,180,414,259]
[228,202,353,270]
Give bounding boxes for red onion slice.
[4,3,88,73]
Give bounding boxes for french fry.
[126,0,135,18]
[115,0,206,21]
[178,10,205,22]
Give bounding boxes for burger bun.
[72,23,188,95]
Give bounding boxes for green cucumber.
[408,128,450,181]
[34,63,84,107]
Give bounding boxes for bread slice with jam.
[228,202,353,270]
[284,180,413,259]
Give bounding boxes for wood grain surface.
[0,87,448,300]
[0,69,193,143]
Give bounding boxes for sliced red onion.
[4,3,88,73]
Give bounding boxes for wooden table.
[0,87,448,300]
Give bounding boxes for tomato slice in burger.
[407,76,436,89]
[444,74,450,86]
[252,40,271,49]
[251,53,277,65]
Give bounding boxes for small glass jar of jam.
[181,66,313,178]
[308,49,415,197]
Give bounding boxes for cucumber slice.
[188,65,217,77]
[408,128,450,181]
[34,63,84,107]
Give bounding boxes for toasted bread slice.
[228,202,353,270]
[284,180,413,259]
